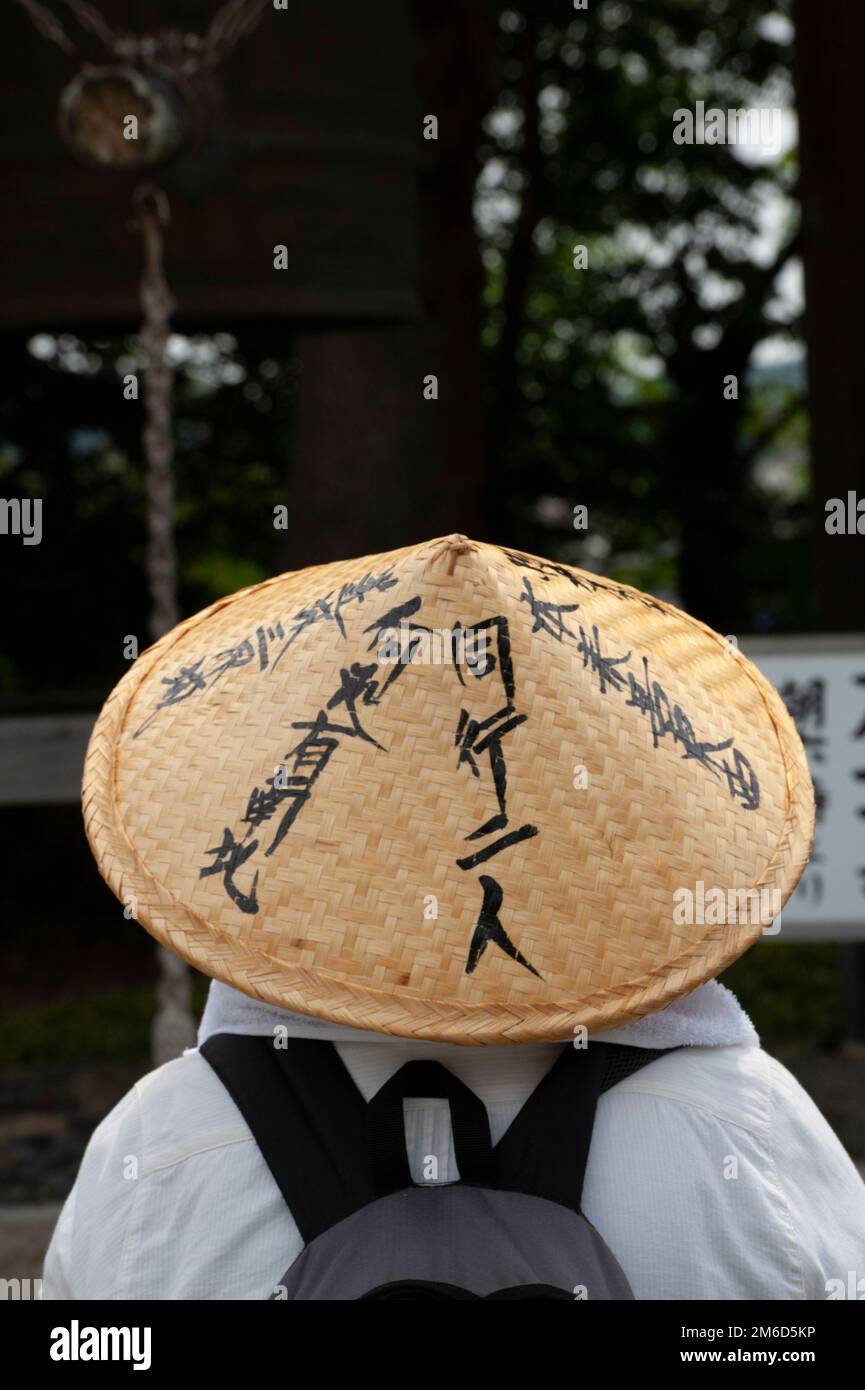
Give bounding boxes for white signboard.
[741,636,865,941]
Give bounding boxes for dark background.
[0,0,863,1215]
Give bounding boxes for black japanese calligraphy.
[456,824,539,873]
[624,654,760,809]
[201,593,541,981]
[135,624,288,736]
[453,706,538,873]
[134,566,399,736]
[465,875,542,979]
[779,678,826,765]
[200,827,261,915]
[271,566,400,666]
[504,547,667,614]
[518,576,581,644]
[519,569,760,810]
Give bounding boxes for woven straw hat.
[84,534,813,1044]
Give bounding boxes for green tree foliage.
[481,0,808,630]
[0,0,839,1053]
[0,0,810,703]
[0,331,291,700]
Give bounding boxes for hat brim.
[83,539,814,1043]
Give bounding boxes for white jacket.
[43,1029,865,1300]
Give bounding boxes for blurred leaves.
[0,330,290,701]
[721,943,843,1049]
[0,0,811,696]
[481,0,808,629]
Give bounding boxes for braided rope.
[134,184,179,640]
[132,184,196,1063]
[13,0,78,55]
[15,0,273,71]
[58,0,120,50]
[16,0,273,1060]
[200,0,273,68]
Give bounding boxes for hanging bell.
[57,63,191,168]
[57,41,222,172]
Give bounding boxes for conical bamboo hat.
[83,534,813,1044]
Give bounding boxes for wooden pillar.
[793,0,865,1037]
[286,1,494,566]
[793,0,865,629]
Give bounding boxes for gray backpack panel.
[274,1186,634,1300]
[200,1035,672,1301]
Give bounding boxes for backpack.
[200,1033,671,1300]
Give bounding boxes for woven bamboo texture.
[82,535,814,1044]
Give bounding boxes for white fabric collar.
[194,977,758,1053]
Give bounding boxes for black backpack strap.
[599,1042,677,1094]
[365,1059,497,1195]
[201,1033,676,1238]
[199,1033,375,1243]
[495,1041,675,1214]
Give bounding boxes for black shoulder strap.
[201,1033,676,1239]
[494,1042,675,1214]
[199,1033,375,1243]
[599,1042,676,1094]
